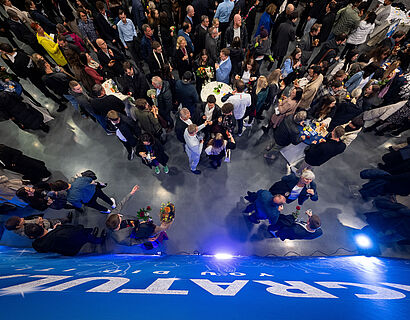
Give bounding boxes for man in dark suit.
[302,126,347,169]
[90,83,125,132]
[96,38,125,78]
[107,110,141,160]
[0,44,66,111]
[268,209,323,240]
[7,10,44,54]
[120,61,149,100]
[146,41,168,76]
[184,4,195,28]
[26,223,105,256]
[152,76,174,130]
[194,15,209,53]
[94,1,120,46]
[175,107,194,143]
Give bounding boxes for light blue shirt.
[215,0,234,23]
[117,18,138,47]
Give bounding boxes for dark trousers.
[126,38,142,64]
[85,185,113,211]
[120,140,136,156]
[237,116,245,134]
[84,227,104,244]
[340,43,356,58]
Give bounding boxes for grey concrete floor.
[0,83,409,258]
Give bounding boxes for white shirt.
[288,185,304,200]
[6,52,18,63]
[233,26,241,40]
[226,92,252,119]
[241,70,251,84]
[182,118,193,126]
[184,123,206,154]
[115,128,127,142]
[204,104,214,121]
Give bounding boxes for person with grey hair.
[268,170,318,205]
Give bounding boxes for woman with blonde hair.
[247,76,269,125]
[205,132,236,169]
[175,36,193,79]
[32,23,67,67]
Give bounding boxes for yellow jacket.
[37,33,67,66]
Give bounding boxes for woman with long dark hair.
[193,49,214,94]
[308,95,337,126]
[281,47,302,85]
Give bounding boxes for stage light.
[214,253,233,260]
[355,234,372,249]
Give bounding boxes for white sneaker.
[238,126,246,137]
[243,120,253,127]
[110,198,116,209]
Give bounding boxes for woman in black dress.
[175,36,193,79]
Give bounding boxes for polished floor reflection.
[0,74,409,258]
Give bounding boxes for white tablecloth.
[102,80,130,102]
[200,81,232,107]
[280,143,307,166]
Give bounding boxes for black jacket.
[310,38,339,66]
[120,68,149,100]
[1,50,32,79]
[205,34,219,64]
[305,139,346,166]
[273,115,302,147]
[93,10,118,42]
[175,116,189,143]
[32,225,95,256]
[273,214,323,241]
[28,9,56,34]
[318,12,336,43]
[146,50,168,75]
[8,18,37,46]
[225,24,248,49]
[108,113,141,147]
[175,80,199,113]
[91,94,125,117]
[97,46,125,78]
[328,101,363,131]
[157,80,173,117]
[0,91,44,130]
[272,19,296,57]
[194,24,208,52]
[193,103,222,125]
[42,72,71,96]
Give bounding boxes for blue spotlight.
[355,234,373,249]
[214,253,233,260]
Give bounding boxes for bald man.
[96,38,125,78]
[271,3,295,38]
[225,14,248,49]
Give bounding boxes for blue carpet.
[0,246,410,320]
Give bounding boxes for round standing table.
[200,81,232,107]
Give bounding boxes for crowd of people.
[0,0,409,255]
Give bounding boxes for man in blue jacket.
[216,48,232,84]
[54,178,116,214]
[244,190,286,224]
